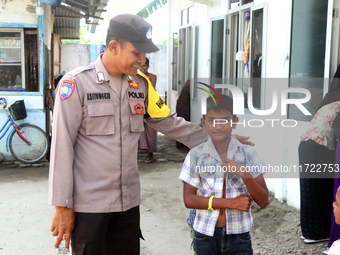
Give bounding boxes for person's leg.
[145,151,154,163]
[299,140,334,240]
[106,206,141,255]
[194,229,220,255]
[222,232,253,255]
[71,212,110,255]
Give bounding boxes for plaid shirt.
[179,135,264,237]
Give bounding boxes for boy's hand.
[222,160,250,178]
[231,195,252,212]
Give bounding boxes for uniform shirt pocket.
[86,102,114,135]
[128,101,145,133]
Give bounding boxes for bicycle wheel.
[9,124,49,164]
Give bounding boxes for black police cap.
[107,14,159,53]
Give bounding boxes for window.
[24,29,39,92]
[174,5,197,93]
[288,0,328,121]
[250,8,263,109]
[230,0,254,10]
[181,6,193,26]
[210,18,225,80]
[177,26,196,92]
[0,28,38,92]
[208,3,266,109]
[0,29,24,91]
[172,32,178,91]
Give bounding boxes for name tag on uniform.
[87,93,111,100]
[128,91,144,99]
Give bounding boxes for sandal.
[303,238,329,244]
[145,156,154,163]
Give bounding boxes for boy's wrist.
[224,198,234,209]
[239,171,252,179]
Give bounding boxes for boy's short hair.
[145,57,150,66]
[206,94,236,118]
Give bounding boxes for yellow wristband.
[208,195,215,210]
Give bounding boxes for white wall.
[0,0,38,25]
[146,45,167,96]
[61,44,91,73]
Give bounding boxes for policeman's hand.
[231,195,252,212]
[50,206,75,251]
[234,134,255,146]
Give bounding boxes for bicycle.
[0,97,49,164]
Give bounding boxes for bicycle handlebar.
[0,97,8,109]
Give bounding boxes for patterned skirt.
[299,139,335,240]
[138,121,157,153]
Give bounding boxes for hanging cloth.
[137,71,170,118]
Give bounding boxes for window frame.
[0,27,25,92]
[177,24,197,96]
[208,3,267,109]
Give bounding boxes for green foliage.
[61,25,91,44]
[160,39,167,45]
[136,0,167,19]
[173,36,178,47]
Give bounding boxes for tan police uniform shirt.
[48,55,208,213]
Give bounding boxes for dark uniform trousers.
[71,206,142,255]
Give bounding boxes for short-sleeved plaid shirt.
[179,135,264,237]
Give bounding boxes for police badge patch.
[59,80,75,100]
[128,81,139,89]
[134,103,144,114]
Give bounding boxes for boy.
[179,94,269,255]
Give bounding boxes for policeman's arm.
[142,77,253,147]
[49,75,83,207]
[48,75,83,250]
[145,112,208,149]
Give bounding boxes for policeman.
[48,14,253,255]
[48,13,210,255]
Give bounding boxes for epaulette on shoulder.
[68,63,94,76]
[137,71,147,79]
[137,71,150,83]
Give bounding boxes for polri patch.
[129,81,139,89]
[59,80,75,100]
[134,103,144,114]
